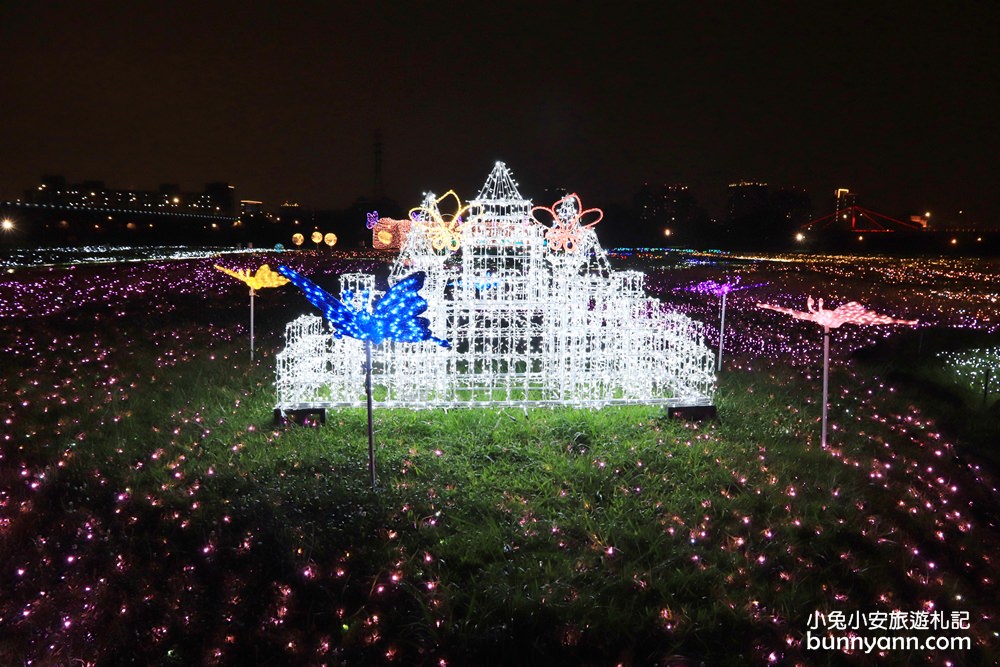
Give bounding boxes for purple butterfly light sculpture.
[683,276,767,371]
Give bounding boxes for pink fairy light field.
[1,249,997,665]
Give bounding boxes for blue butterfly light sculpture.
[277,266,448,488]
[276,267,450,348]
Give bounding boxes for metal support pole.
[717,291,727,372]
[985,367,992,408]
[249,288,255,361]
[821,326,830,448]
[365,339,376,488]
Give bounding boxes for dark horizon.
[2,3,998,225]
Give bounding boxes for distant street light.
[1,219,13,231]
[795,232,805,242]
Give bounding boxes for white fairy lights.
[936,348,1000,400]
[276,162,717,412]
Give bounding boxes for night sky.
[2,2,998,222]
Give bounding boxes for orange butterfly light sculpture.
[757,296,917,448]
[408,190,469,252]
[214,264,290,360]
[531,193,603,253]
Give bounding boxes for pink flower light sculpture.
[531,193,603,253]
[757,297,917,448]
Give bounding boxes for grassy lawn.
[1,251,997,665]
[855,327,1000,469]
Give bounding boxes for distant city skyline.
[5,170,987,230]
[4,165,997,254]
[2,3,997,225]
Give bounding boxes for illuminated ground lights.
[276,163,717,413]
[936,347,1000,402]
[1,248,999,664]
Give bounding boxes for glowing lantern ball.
[310,231,323,245]
[324,233,338,247]
[292,233,304,246]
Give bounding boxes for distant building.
[772,186,812,228]
[726,181,769,221]
[723,181,810,248]
[25,176,237,216]
[203,182,236,216]
[240,200,264,215]
[834,188,857,223]
[634,183,703,244]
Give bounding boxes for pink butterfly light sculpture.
[757,297,917,448]
[757,297,917,330]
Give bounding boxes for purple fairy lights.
[0,249,997,664]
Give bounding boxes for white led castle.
[276,162,716,414]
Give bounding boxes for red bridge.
[800,205,926,234]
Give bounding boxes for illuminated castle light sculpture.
[276,162,716,414]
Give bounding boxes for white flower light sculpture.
[276,162,717,416]
[757,297,918,447]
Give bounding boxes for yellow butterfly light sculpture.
[214,264,290,292]
[214,264,290,360]
[408,190,469,252]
